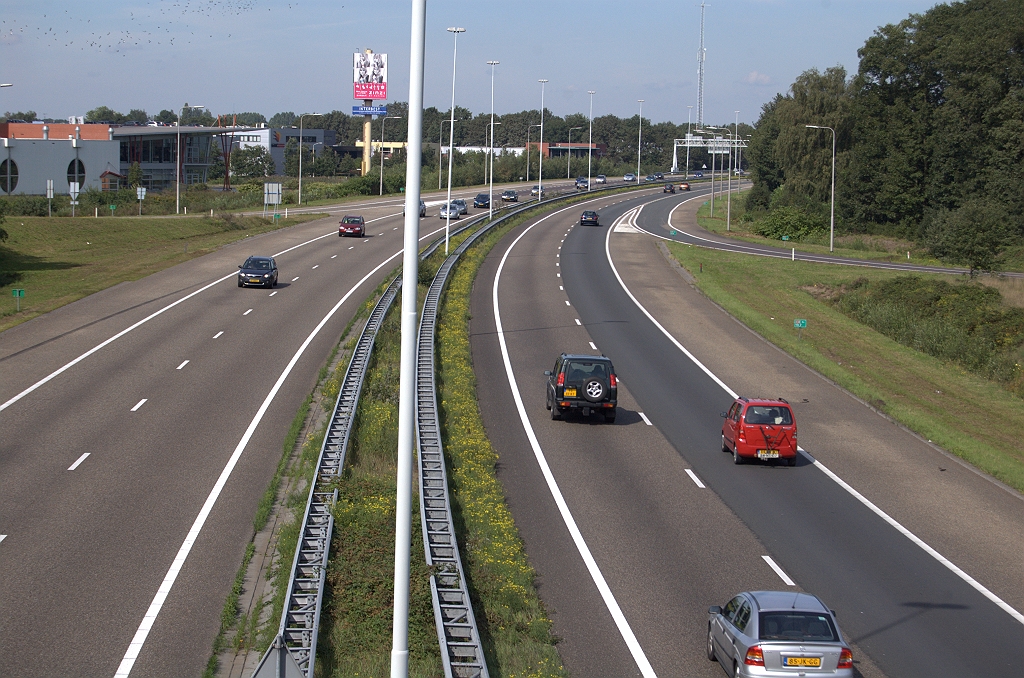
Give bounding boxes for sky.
[1,0,943,127]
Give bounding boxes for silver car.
[438,202,461,220]
[708,591,854,677]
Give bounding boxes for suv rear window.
[745,406,792,425]
[565,361,609,381]
[758,612,838,642]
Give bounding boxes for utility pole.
[696,2,707,129]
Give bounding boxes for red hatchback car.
[721,397,798,466]
[338,215,365,237]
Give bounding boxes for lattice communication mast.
[696,1,707,129]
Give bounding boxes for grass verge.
[666,200,1024,493]
[0,212,324,332]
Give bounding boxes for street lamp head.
[538,79,548,83]
[588,90,596,95]
[806,125,821,129]
[487,60,499,65]
[0,84,12,88]
[447,27,466,33]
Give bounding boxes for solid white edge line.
[130,399,147,412]
[0,213,411,416]
[638,412,652,426]
[176,361,189,370]
[68,452,90,471]
[762,556,796,586]
[684,468,705,489]
[606,195,1024,627]
[493,201,658,678]
[114,224,449,676]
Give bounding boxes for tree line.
[746,0,1024,273]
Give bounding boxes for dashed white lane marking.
[68,453,90,471]
[269,291,278,297]
[378,232,384,236]
[348,246,354,250]
[312,265,319,270]
[176,360,189,370]
[685,469,705,488]
[493,202,658,678]
[213,331,223,339]
[639,412,652,426]
[575,319,582,326]
[243,309,253,316]
[291,277,300,282]
[762,556,795,586]
[131,399,147,412]
[556,263,560,267]
[331,254,337,259]
[557,273,561,277]
[393,227,398,230]
[560,286,564,290]
[564,300,571,306]
[0,535,6,544]
[589,341,598,350]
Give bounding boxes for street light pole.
[538,79,548,198]
[298,112,322,205]
[587,90,595,192]
[526,124,541,183]
[636,100,644,183]
[438,119,459,190]
[567,127,582,179]
[806,124,836,252]
[444,27,466,254]
[487,60,499,220]
[727,111,738,231]
[176,103,204,215]
[685,105,693,179]
[379,115,401,196]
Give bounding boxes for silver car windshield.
[758,612,838,642]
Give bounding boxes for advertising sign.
[353,106,388,116]
[353,52,387,100]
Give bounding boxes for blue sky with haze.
[2,1,940,126]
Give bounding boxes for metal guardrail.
[255,183,644,677]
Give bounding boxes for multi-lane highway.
[470,185,1024,677]
[0,182,558,677]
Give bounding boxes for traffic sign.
[137,187,147,200]
[109,204,117,214]
[794,319,807,328]
[69,182,80,200]
[12,288,24,312]
[353,105,387,116]
[46,179,54,199]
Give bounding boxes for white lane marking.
[685,469,705,488]
[589,341,598,350]
[349,246,354,250]
[0,210,418,416]
[175,360,189,370]
[243,309,253,316]
[638,412,652,426]
[0,535,6,544]
[114,225,451,676]
[291,277,299,282]
[212,331,223,339]
[130,399,147,412]
[575,319,582,326]
[269,291,278,297]
[556,263,560,267]
[557,273,561,277]
[559,285,564,291]
[68,453,91,471]
[393,227,398,230]
[312,265,319,270]
[565,300,571,306]
[493,202,659,678]
[606,207,1024,627]
[762,556,795,586]
[331,254,337,259]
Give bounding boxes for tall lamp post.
[526,124,541,183]
[685,105,693,179]
[587,90,595,192]
[378,115,402,196]
[298,112,322,205]
[538,79,548,198]
[487,60,499,219]
[444,26,466,254]
[806,124,836,252]
[176,103,204,215]
[726,111,738,231]
[438,119,459,190]
[635,100,644,183]
[566,127,582,179]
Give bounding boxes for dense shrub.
[752,206,826,240]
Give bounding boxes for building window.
[0,159,18,193]
[67,159,86,187]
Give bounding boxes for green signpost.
[12,288,25,312]
[794,318,807,340]
[109,204,117,215]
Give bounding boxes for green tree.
[154,110,177,125]
[926,198,1017,275]
[231,146,276,179]
[85,106,125,123]
[283,138,315,177]
[0,199,8,242]
[230,112,267,126]
[2,110,37,122]
[126,109,148,123]
[127,162,143,188]
[269,111,296,127]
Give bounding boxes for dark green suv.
[545,353,618,423]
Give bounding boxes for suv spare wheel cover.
[584,379,606,402]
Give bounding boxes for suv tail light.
[557,372,565,387]
[610,374,617,387]
[743,646,764,666]
[838,648,853,669]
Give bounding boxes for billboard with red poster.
[354,52,387,100]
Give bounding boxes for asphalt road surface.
[470,186,1024,677]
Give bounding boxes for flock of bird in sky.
[1,1,299,55]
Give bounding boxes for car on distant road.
[501,189,518,202]
[580,210,599,226]
[530,185,543,196]
[473,193,490,208]
[439,202,461,219]
[694,171,704,178]
[237,255,279,288]
[644,174,658,183]
[708,591,854,678]
[654,172,665,180]
[575,176,588,190]
[451,198,468,214]
[663,183,676,193]
[545,353,617,422]
[595,174,607,184]
[680,182,691,191]
[403,199,427,217]
[338,215,365,237]
[623,173,637,182]
[721,397,798,465]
